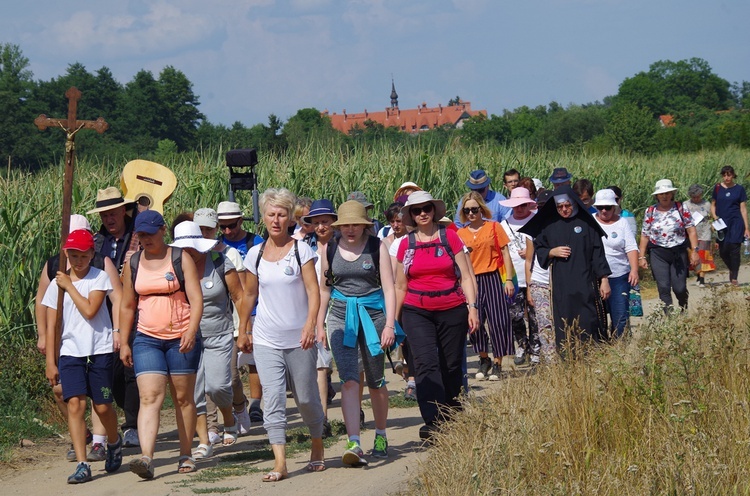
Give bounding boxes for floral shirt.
[641,202,695,248]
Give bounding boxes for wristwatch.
[468,302,479,309]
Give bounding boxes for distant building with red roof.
[323,80,487,134]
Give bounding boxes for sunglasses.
[462,207,481,215]
[556,203,573,211]
[410,204,434,216]
[219,220,240,230]
[596,205,614,211]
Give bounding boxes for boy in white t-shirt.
[43,230,123,484]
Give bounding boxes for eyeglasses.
[410,204,434,216]
[219,220,240,230]
[110,240,117,259]
[556,203,573,211]
[462,207,481,215]
[595,205,614,211]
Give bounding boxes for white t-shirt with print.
[244,241,317,350]
[596,216,638,278]
[42,267,113,357]
[502,213,534,288]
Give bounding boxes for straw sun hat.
[331,201,373,227]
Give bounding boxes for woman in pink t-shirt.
[394,191,479,441]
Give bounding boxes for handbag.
[629,284,643,317]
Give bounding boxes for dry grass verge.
[404,287,750,495]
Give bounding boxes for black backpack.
[324,235,381,287]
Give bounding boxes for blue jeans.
[606,274,630,338]
[133,332,202,377]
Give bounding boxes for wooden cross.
[34,87,108,363]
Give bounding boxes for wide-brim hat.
[652,179,678,196]
[303,199,337,224]
[466,169,490,190]
[86,187,135,214]
[331,200,374,227]
[394,181,422,200]
[549,167,573,184]
[499,187,536,208]
[216,201,243,220]
[593,189,618,207]
[170,221,218,253]
[400,191,447,227]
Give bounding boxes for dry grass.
[404,288,750,495]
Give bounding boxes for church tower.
[390,79,399,109]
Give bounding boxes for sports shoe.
[122,428,140,448]
[87,442,106,462]
[475,357,491,380]
[342,441,368,466]
[67,462,92,484]
[235,408,251,435]
[530,353,540,366]
[488,363,501,381]
[249,405,264,424]
[105,435,123,473]
[66,445,77,462]
[322,419,333,439]
[419,424,436,443]
[371,434,388,458]
[513,346,527,365]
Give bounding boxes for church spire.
[390,78,398,108]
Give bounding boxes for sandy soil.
[2,265,747,496]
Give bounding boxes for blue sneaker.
[371,434,388,458]
[105,435,123,473]
[67,462,92,484]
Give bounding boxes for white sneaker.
[235,409,251,436]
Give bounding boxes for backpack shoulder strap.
[367,235,382,286]
[171,246,185,294]
[294,240,301,268]
[130,250,143,296]
[211,251,228,295]
[324,238,338,287]
[438,226,461,279]
[94,233,105,256]
[407,231,417,250]
[92,253,106,271]
[255,241,267,273]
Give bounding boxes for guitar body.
[120,160,177,214]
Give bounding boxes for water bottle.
[744,237,750,256]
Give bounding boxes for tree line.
[1,42,749,170]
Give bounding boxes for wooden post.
[34,87,108,359]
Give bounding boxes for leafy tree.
[460,114,511,145]
[535,105,606,149]
[0,43,39,166]
[120,70,163,153]
[157,66,204,150]
[605,103,659,154]
[282,108,337,149]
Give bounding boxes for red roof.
[323,101,487,134]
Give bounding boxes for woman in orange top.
[119,210,204,478]
[457,192,515,381]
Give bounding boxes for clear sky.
[2,0,748,126]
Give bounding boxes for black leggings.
[718,241,741,281]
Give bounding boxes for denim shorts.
[58,353,115,403]
[133,332,202,377]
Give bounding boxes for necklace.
[467,221,484,240]
[415,226,437,243]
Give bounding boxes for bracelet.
[638,257,646,260]
[112,329,120,333]
[468,302,478,309]
[244,331,253,335]
[384,325,395,330]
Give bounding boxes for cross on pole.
[35,86,108,362]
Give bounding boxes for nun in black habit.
[520,185,612,348]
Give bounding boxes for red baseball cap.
[63,229,95,252]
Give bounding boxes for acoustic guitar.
[120,160,177,214]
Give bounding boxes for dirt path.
[2,266,747,496]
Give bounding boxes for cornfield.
[1,141,748,343]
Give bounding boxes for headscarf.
[553,193,579,217]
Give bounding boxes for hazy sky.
[3,1,748,126]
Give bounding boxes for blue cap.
[302,199,337,224]
[466,169,490,190]
[134,210,165,234]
